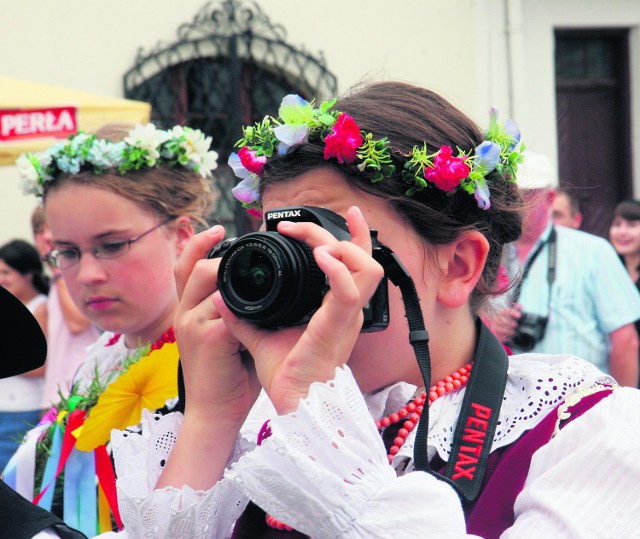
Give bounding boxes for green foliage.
[356,134,394,183]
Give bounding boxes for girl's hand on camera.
[174,225,260,425]
[214,206,384,414]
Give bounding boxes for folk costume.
[97,343,640,538]
[3,330,179,537]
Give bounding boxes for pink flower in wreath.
[425,146,470,192]
[323,113,363,164]
[246,207,263,218]
[238,147,267,175]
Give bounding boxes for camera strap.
[511,226,557,305]
[377,246,508,503]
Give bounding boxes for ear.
[436,231,490,308]
[171,216,195,256]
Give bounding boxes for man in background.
[31,207,99,409]
[492,152,640,386]
[552,187,583,229]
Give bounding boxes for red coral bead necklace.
[377,362,473,463]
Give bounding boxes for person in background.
[609,198,640,387]
[551,186,582,229]
[6,123,217,535]
[97,83,640,538]
[0,286,86,538]
[0,240,49,469]
[492,152,640,387]
[31,206,101,409]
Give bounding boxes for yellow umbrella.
[74,342,179,452]
[0,77,151,166]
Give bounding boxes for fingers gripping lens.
[208,206,390,332]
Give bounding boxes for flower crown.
[229,95,524,216]
[17,123,219,198]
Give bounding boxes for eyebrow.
[53,229,133,246]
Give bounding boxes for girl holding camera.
[104,83,640,538]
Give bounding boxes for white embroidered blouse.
[95,353,640,538]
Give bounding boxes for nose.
[73,251,109,284]
[616,224,630,237]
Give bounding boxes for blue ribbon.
[64,448,96,536]
[36,423,63,511]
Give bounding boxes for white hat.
[517,151,558,190]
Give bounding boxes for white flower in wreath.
[70,132,91,150]
[172,126,219,177]
[88,139,121,169]
[199,148,219,178]
[17,153,53,196]
[16,154,39,183]
[125,123,168,166]
[37,153,53,179]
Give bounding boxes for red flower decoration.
[323,113,363,164]
[424,146,470,192]
[238,147,267,175]
[247,207,263,218]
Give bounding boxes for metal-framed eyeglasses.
[43,218,174,270]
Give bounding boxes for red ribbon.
[95,444,123,530]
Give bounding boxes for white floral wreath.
[17,123,219,198]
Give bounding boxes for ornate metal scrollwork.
[124,0,337,234]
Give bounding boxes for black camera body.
[208,206,390,332]
[508,313,548,352]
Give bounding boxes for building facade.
[1,0,638,240]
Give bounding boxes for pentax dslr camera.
[208,206,389,331]
[508,313,548,352]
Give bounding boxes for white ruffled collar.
[364,353,613,465]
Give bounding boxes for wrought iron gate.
[123,0,337,235]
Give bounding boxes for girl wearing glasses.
[6,124,217,534]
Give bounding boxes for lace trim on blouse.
[110,353,611,537]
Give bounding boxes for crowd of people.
[489,151,640,386]
[1,80,640,538]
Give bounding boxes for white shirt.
[97,353,640,538]
[0,294,47,411]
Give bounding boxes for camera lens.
[217,232,326,327]
[229,250,275,303]
[510,331,535,352]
